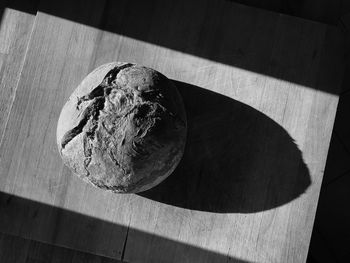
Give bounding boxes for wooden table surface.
[0,0,345,262]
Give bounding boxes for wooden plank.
[0,232,120,263]
[0,0,344,262]
[0,2,39,148]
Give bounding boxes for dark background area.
[230,0,350,25]
[0,0,349,262]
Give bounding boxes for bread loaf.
[57,62,187,193]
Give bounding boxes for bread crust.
[57,62,187,193]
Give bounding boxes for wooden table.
[0,0,344,262]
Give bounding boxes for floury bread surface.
[57,62,187,193]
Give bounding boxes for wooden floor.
[0,0,345,262]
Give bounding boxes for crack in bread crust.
[61,64,134,149]
[61,64,135,176]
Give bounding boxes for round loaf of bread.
[57,62,187,193]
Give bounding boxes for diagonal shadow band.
[2,0,344,94]
[139,80,311,213]
[0,191,252,263]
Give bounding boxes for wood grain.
[0,3,38,148]
[0,232,120,263]
[0,0,344,262]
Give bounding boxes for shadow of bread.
[139,80,311,213]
